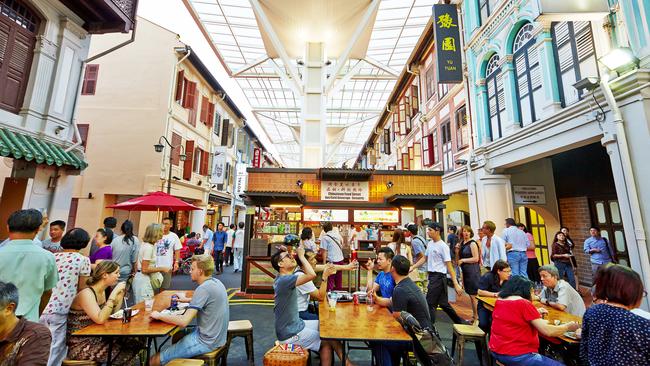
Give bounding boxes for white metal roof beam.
[232,56,269,76]
[235,73,396,80]
[324,0,380,94]
[327,59,364,97]
[324,114,377,164]
[253,107,382,113]
[268,59,301,96]
[249,0,303,94]
[363,56,400,77]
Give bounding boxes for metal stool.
[192,345,228,366]
[167,359,205,366]
[61,360,98,366]
[451,324,491,366]
[226,320,254,365]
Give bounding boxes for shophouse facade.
[0,0,135,239]
[73,17,262,235]
[462,0,650,299]
[356,21,472,229]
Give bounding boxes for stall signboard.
[303,209,349,222]
[253,148,261,168]
[433,4,462,84]
[235,164,248,196]
[211,147,227,184]
[354,210,399,223]
[513,185,546,204]
[321,181,369,201]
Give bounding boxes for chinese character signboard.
[253,148,261,168]
[303,209,349,222]
[211,147,227,185]
[513,185,546,204]
[433,4,462,84]
[321,181,369,201]
[235,164,248,197]
[353,210,399,223]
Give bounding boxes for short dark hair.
[238,222,245,229]
[203,224,208,229]
[406,224,418,235]
[61,228,90,250]
[593,264,645,307]
[0,281,19,311]
[162,217,172,223]
[188,232,197,239]
[50,220,66,230]
[590,226,600,232]
[217,222,225,227]
[377,246,395,260]
[391,255,410,276]
[322,222,333,233]
[103,217,117,228]
[301,227,313,241]
[490,259,510,275]
[505,218,516,226]
[97,228,114,245]
[271,250,286,272]
[229,224,236,229]
[427,221,443,232]
[498,275,533,301]
[448,225,457,233]
[7,209,42,233]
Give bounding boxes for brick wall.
[559,197,593,285]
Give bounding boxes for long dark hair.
[121,220,135,245]
[300,227,313,241]
[552,231,566,246]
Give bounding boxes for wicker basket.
[263,344,309,366]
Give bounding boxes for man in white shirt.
[157,217,182,290]
[233,222,245,272]
[539,265,585,317]
[225,224,236,267]
[320,222,344,291]
[201,225,213,255]
[480,221,508,271]
[411,222,465,324]
[502,218,530,278]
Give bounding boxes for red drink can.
[353,293,359,305]
[351,250,358,261]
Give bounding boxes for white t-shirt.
[226,229,235,247]
[138,242,156,272]
[295,270,318,312]
[155,232,182,268]
[426,239,451,274]
[233,229,245,249]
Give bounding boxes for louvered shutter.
[171,133,182,166]
[0,16,36,113]
[81,64,99,95]
[183,140,195,180]
[200,96,209,124]
[175,70,184,103]
[207,103,215,128]
[201,150,209,175]
[221,119,230,146]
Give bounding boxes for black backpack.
[396,311,454,366]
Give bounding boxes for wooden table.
[476,295,581,343]
[319,301,411,365]
[72,290,194,365]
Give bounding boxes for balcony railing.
[61,0,137,34]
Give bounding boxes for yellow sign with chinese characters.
[433,4,463,84]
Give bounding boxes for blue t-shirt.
[375,271,395,298]
[213,231,228,251]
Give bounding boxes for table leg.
[341,340,347,366]
[145,337,152,366]
[106,338,113,366]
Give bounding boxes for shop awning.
[0,128,87,170]
[386,194,449,209]
[209,193,232,205]
[241,191,305,206]
[317,168,374,181]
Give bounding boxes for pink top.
[525,232,536,259]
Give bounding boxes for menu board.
[353,210,399,223]
[303,209,349,222]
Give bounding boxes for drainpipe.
[65,4,139,152]
[229,125,242,222]
[599,76,650,309]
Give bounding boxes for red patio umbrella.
[106,191,201,212]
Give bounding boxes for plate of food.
[563,331,580,340]
[110,309,139,319]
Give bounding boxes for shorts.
[279,320,321,351]
[161,271,172,290]
[160,328,217,365]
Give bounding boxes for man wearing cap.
[411,222,465,324]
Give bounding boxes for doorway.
[589,197,629,266]
[515,206,550,265]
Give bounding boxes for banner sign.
[513,185,546,204]
[433,4,463,84]
[303,209,349,222]
[321,181,369,201]
[353,210,399,223]
[253,148,261,168]
[235,164,248,196]
[211,148,227,185]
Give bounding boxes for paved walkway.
[168,266,481,365]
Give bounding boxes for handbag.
[396,311,454,366]
[150,271,164,290]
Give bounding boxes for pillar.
[501,55,520,133]
[191,208,206,234]
[300,42,327,168]
[536,23,562,118]
[474,169,514,234]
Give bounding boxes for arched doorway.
[514,206,550,265]
[447,210,470,228]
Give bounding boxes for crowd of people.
[271,218,649,366]
[0,208,240,365]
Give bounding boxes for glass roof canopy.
[186,0,435,167]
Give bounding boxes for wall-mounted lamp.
[211,184,217,189]
[172,176,181,181]
[455,159,468,166]
[572,77,600,93]
[296,180,303,188]
[386,181,393,189]
[54,126,65,135]
[197,180,202,186]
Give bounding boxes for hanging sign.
[513,185,546,204]
[321,181,369,201]
[353,210,399,223]
[235,164,248,196]
[211,148,227,185]
[433,4,463,84]
[253,148,261,168]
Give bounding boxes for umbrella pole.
[157,208,160,222]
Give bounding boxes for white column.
[301,42,327,168]
[191,208,206,234]
[474,168,513,234]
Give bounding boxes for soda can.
[353,293,359,305]
[170,294,179,310]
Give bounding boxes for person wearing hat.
[410,221,465,324]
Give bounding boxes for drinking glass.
[144,296,154,312]
[328,293,338,311]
